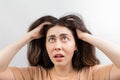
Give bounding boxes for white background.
[0,0,120,67]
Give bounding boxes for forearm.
[0,33,32,72]
[81,34,120,68]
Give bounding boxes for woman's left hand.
[76,29,90,41]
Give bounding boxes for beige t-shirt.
[11,64,113,80]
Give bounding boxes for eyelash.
[61,37,69,41]
[48,38,55,43]
[48,37,69,43]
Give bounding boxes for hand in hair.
[76,29,90,41]
[28,22,51,40]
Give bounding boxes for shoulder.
[109,64,120,80]
[11,66,48,74]
[76,64,113,80]
[10,66,49,80]
[91,64,120,80]
[82,65,112,80]
[92,64,114,76]
[91,64,113,71]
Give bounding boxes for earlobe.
[74,46,79,54]
[74,49,79,54]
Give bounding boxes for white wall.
[0,0,120,67]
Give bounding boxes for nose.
[54,40,62,51]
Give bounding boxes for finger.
[35,22,51,31]
[39,22,51,27]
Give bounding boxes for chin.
[54,62,68,67]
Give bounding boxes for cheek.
[46,43,53,56]
[46,45,50,54]
[64,43,76,56]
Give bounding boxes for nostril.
[55,48,61,51]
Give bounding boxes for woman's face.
[46,25,77,67]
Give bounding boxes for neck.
[52,64,75,77]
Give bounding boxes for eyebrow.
[47,33,71,38]
[47,35,55,38]
[60,34,70,37]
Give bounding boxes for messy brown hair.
[27,14,99,70]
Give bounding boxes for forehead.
[46,25,73,36]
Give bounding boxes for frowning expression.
[46,25,76,67]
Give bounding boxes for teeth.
[54,54,64,58]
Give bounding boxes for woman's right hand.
[0,22,51,73]
[28,22,51,40]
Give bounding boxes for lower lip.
[54,57,64,62]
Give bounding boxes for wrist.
[79,33,90,41]
[25,32,34,42]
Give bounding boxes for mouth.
[53,54,64,62]
[54,54,64,58]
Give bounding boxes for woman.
[0,14,120,80]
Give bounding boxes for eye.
[48,37,55,43]
[61,36,69,42]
